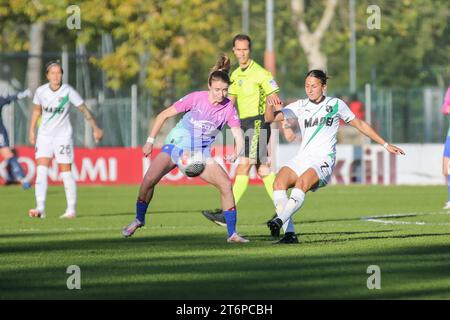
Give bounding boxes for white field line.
[3,212,450,234]
[361,212,450,226]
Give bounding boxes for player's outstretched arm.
[17,89,31,100]
[266,92,282,107]
[1,90,30,109]
[264,102,285,123]
[78,104,103,143]
[348,118,405,155]
[143,105,179,157]
[279,121,297,143]
[0,94,20,107]
[28,104,42,145]
[269,100,296,143]
[227,126,244,162]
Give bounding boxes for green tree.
[356,0,450,88]
[79,0,231,108]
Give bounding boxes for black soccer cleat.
[266,214,280,237]
[201,209,226,227]
[267,217,283,238]
[275,232,299,244]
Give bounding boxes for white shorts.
[35,135,74,164]
[284,154,335,190]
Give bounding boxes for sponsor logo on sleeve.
[269,79,279,89]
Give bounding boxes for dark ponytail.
[305,69,329,85]
[208,54,231,85]
[45,60,64,74]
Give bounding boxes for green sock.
[232,175,249,205]
[262,173,276,200]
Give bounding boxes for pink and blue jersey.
[441,86,450,116]
[165,91,240,150]
[442,87,450,157]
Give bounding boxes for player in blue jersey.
[0,90,32,189]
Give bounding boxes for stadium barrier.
[276,144,444,185]
[0,144,444,185]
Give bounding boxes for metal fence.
[1,82,153,148]
[366,86,445,143]
[1,83,448,148]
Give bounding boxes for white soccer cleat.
[122,219,145,237]
[443,202,450,210]
[28,209,46,219]
[227,232,249,243]
[60,211,76,219]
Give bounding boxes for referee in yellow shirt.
[202,34,292,228]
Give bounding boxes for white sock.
[35,165,48,212]
[278,188,305,224]
[61,171,77,213]
[273,190,296,233]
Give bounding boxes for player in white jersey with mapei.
[265,70,405,244]
[28,61,104,219]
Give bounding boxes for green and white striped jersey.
[281,96,355,159]
[33,83,84,138]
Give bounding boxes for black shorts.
[240,115,271,164]
[0,125,10,148]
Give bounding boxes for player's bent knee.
[0,147,13,159]
[143,176,159,189]
[236,168,251,176]
[36,158,51,167]
[58,164,72,172]
[273,177,288,190]
[216,180,232,194]
[222,182,233,193]
[295,179,310,192]
[257,165,271,177]
[236,161,252,175]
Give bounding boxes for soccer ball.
[177,150,206,177]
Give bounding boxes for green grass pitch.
[1,184,449,299]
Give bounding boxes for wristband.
[146,137,155,144]
[383,142,389,149]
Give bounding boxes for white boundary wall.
[275,144,444,185]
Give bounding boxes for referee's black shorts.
[240,115,271,164]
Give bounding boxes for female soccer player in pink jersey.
[441,86,450,209]
[122,55,248,243]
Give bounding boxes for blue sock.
[8,157,25,181]
[447,175,450,201]
[223,207,237,237]
[136,199,148,224]
[6,165,14,182]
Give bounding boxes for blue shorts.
[161,144,211,164]
[0,126,10,148]
[444,137,450,158]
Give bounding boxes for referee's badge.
[238,80,243,86]
[269,79,279,89]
